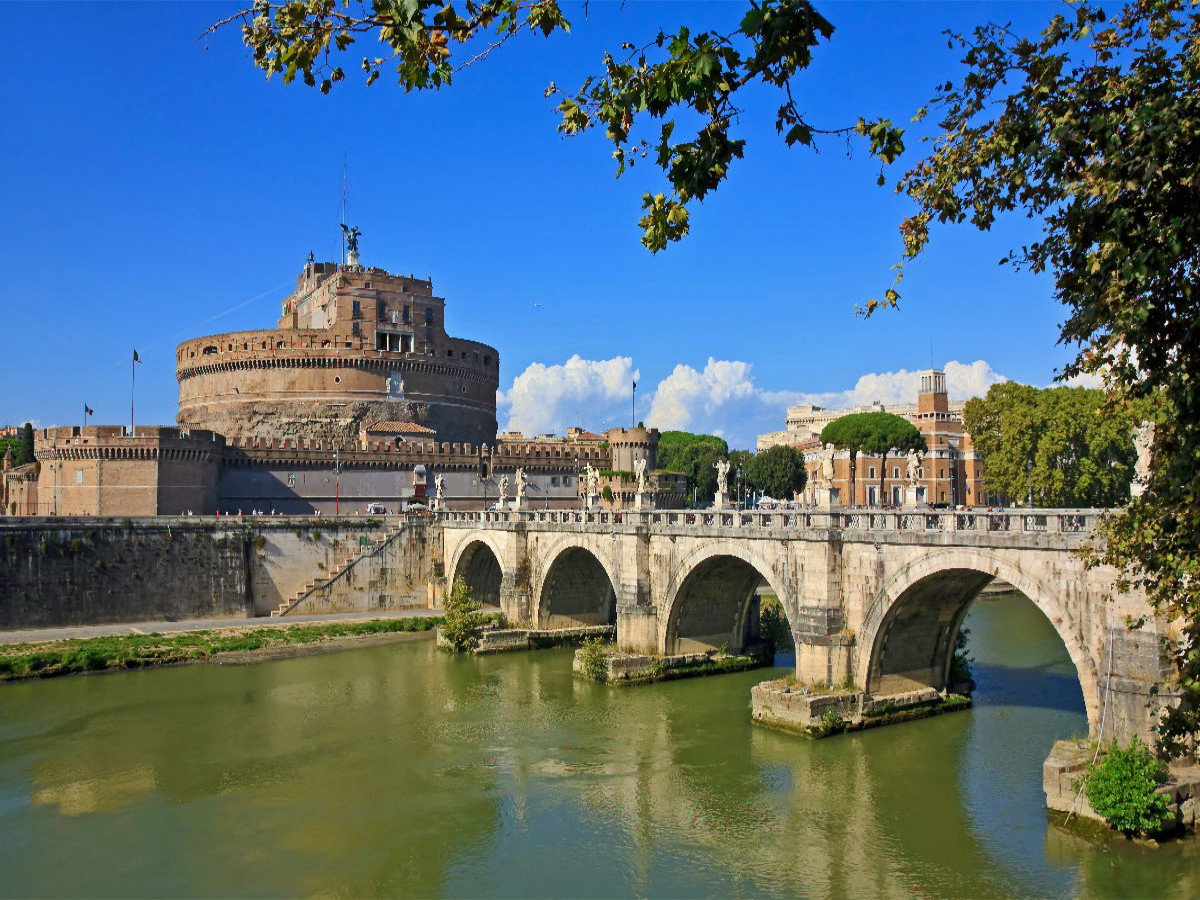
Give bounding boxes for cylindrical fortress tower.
[605,426,659,472]
[177,260,498,445]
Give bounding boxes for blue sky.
[1,1,1083,449]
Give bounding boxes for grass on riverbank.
[0,616,445,682]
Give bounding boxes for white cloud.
[498,355,638,436]
[1058,370,1106,390]
[646,359,804,448]
[499,357,1013,450]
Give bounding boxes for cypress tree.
[14,423,34,467]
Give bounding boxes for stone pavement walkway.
[0,607,475,646]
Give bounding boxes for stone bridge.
[439,506,1168,744]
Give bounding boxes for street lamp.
[737,465,744,508]
[1026,458,1034,508]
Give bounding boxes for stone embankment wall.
[0,519,250,629]
[0,516,439,630]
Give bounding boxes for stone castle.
[3,250,679,516]
[176,258,498,446]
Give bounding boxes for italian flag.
[84,404,93,416]
[133,349,142,364]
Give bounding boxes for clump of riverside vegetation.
[576,637,611,682]
[1076,739,1173,837]
[440,577,485,651]
[950,628,973,686]
[0,617,441,682]
[758,594,793,653]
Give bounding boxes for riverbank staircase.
[270,522,409,617]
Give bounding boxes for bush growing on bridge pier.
[1078,739,1172,836]
[758,595,793,652]
[577,637,610,682]
[441,577,485,652]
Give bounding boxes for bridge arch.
[534,536,620,630]
[856,548,1100,731]
[662,542,791,656]
[448,534,506,609]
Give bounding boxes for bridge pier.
[616,604,660,655]
[792,606,854,688]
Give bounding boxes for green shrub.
[759,594,793,652]
[441,577,484,651]
[1077,738,1172,835]
[819,708,845,733]
[602,485,614,502]
[577,637,610,682]
[950,627,973,683]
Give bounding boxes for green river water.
[0,592,1197,898]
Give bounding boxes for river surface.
[1,592,1197,898]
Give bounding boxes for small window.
[425,326,433,341]
[276,341,286,349]
[203,345,218,355]
[461,385,467,393]
[352,321,361,336]
[75,469,84,484]
[243,342,248,350]
[364,282,371,289]
[334,376,341,384]
[484,355,492,366]
[893,467,900,479]
[352,301,361,319]
[474,351,479,363]
[425,307,433,325]
[447,349,454,358]
[403,306,410,324]
[345,341,352,348]
[378,302,387,319]
[551,476,559,487]
[868,466,876,479]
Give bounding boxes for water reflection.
[0,595,1197,898]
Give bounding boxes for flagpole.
[131,350,136,436]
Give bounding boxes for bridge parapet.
[437,507,1104,547]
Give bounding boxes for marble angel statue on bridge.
[634,457,648,494]
[714,458,730,496]
[906,448,923,486]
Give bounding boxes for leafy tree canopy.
[884,0,1198,751]
[211,0,901,251]
[654,431,729,502]
[963,383,1138,508]
[746,444,807,499]
[819,411,923,455]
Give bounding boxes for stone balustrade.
[437,506,1103,539]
